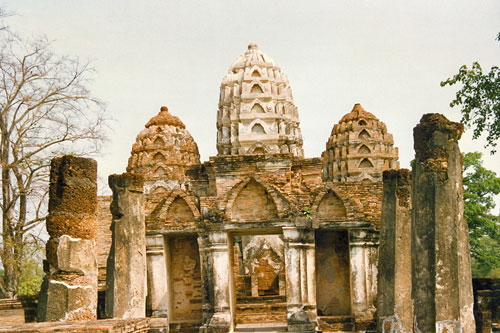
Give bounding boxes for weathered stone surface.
[106,173,146,319]
[411,113,475,332]
[39,276,97,321]
[56,235,97,275]
[377,169,412,332]
[38,156,98,322]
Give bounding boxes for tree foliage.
[441,33,500,153]
[462,152,500,277]
[17,236,43,296]
[0,27,108,297]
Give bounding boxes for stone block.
[39,276,97,322]
[56,235,97,275]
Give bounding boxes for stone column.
[283,227,315,332]
[198,234,214,327]
[350,230,368,316]
[349,229,378,320]
[105,173,146,319]
[412,113,475,332]
[146,235,169,318]
[205,231,232,332]
[38,156,98,322]
[304,231,317,322]
[377,169,412,332]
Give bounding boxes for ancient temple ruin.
[94,44,401,332]
[23,43,479,333]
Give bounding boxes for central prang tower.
[216,43,304,157]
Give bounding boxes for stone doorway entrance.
[230,233,287,327]
[163,235,203,330]
[315,230,353,330]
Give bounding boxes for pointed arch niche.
[358,144,371,154]
[251,104,265,113]
[250,84,264,94]
[153,153,166,163]
[155,166,167,176]
[359,158,374,168]
[251,123,266,134]
[154,136,165,146]
[358,129,371,139]
[316,191,346,220]
[166,197,195,224]
[231,179,278,221]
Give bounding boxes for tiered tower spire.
[323,103,399,182]
[217,43,304,157]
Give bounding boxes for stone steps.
[317,316,355,332]
[236,301,286,324]
[167,320,201,333]
[234,323,288,332]
[237,295,286,304]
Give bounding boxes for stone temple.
[97,43,401,331]
[22,42,480,333]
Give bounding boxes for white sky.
[4,1,500,209]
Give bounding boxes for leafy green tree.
[462,152,500,277]
[441,33,500,152]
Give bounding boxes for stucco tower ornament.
[217,43,304,157]
[323,103,399,182]
[127,106,200,193]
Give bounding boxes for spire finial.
[248,43,259,50]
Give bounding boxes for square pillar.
[350,229,378,320]
[377,169,413,332]
[412,114,475,332]
[199,231,233,332]
[283,227,316,332]
[198,234,214,326]
[106,173,146,319]
[146,235,169,318]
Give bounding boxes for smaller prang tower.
[323,103,399,182]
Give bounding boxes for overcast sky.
[5,1,500,203]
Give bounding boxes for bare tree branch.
[0,28,109,298]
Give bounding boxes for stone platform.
[0,318,150,333]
